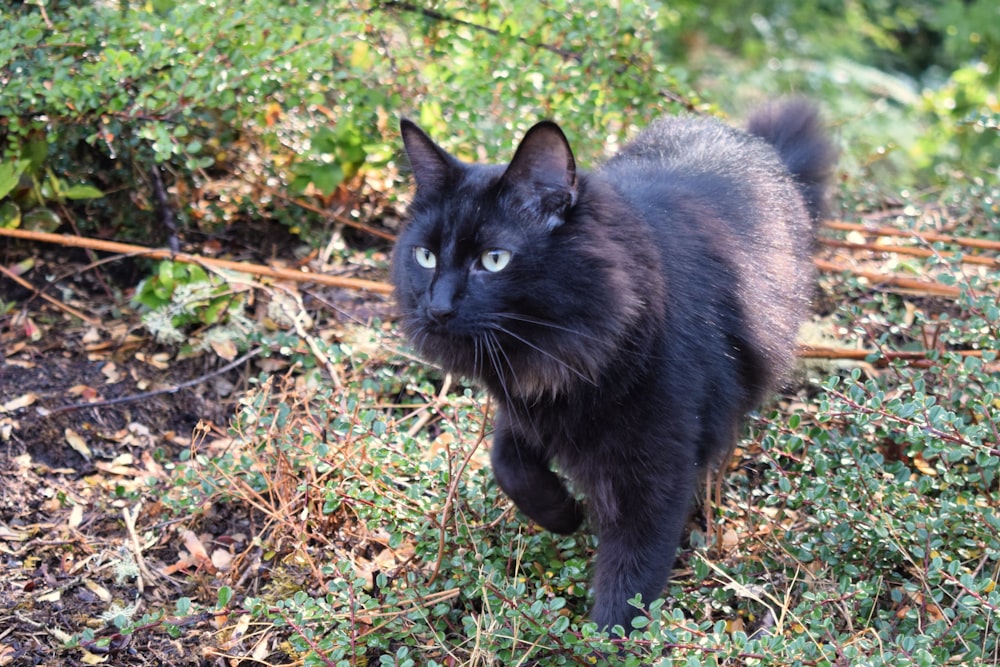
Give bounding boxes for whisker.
[483,331,516,411]
[491,324,598,387]
[490,312,606,343]
[484,331,547,446]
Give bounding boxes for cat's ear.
[400,119,456,193]
[502,121,577,228]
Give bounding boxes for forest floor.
[1,206,997,666]
[0,221,396,666]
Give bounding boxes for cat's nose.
[426,273,460,324]
[426,303,455,324]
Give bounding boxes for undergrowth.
[100,206,998,665]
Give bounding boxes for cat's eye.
[480,249,512,272]
[413,246,436,269]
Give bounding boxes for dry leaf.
[2,392,38,412]
[101,362,121,383]
[65,428,92,459]
[160,555,198,576]
[135,352,170,370]
[37,589,62,603]
[68,384,101,401]
[0,525,28,541]
[80,649,108,665]
[211,548,233,572]
[722,528,740,549]
[95,460,141,477]
[913,454,937,477]
[1,642,17,666]
[68,503,84,529]
[209,338,238,361]
[180,529,211,565]
[84,579,112,602]
[140,451,168,480]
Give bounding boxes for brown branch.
[823,220,1000,252]
[40,348,263,417]
[819,237,999,268]
[0,227,394,295]
[797,345,999,372]
[813,258,965,298]
[798,345,986,361]
[0,263,103,326]
[256,181,397,242]
[150,165,180,253]
[379,1,582,62]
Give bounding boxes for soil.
[0,232,369,666]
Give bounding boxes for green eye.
[480,249,512,272]
[413,246,436,269]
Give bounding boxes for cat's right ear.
[400,119,455,194]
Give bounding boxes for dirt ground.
[0,306,242,665]
[0,230,350,666]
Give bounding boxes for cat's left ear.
[502,121,577,229]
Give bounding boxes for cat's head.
[392,120,649,399]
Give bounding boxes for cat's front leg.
[490,415,583,535]
[587,465,696,633]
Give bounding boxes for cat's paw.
[534,497,584,534]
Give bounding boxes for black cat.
[392,100,835,631]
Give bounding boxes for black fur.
[392,102,835,631]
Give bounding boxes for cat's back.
[600,115,791,210]
[590,111,818,402]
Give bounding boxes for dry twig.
[0,227,394,294]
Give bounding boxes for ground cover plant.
[1,1,998,665]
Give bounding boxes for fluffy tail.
[747,99,837,222]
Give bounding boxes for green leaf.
[217,586,233,608]
[202,296,231,325]
[0,159,30,200]
[63,184,105,200]
[22,207,61,232]
[157,261,176,293]
[310,162,344,195]
[0,201,21,229]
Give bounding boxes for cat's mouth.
[406,314,603,401]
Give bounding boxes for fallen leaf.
[68,384,101,401]
[84,579,112,602]
[180,529,212,566]
[135,352,170,370]
[913,453,937,477]
[110,453,134,467]
[722,528,740,549]
[95,461,141,477]
[2,392,37,412]
[101,361,121,382]
[65,428,92,459]
[141,451,168,480]
[68,503,84,529]
[211,548,233,572]
[80,650,108,665]
[0,525,28,541]
[160,555,198,575]
[209,338,238,361]
[37,589,62,603]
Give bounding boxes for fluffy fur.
[392,101,835,630]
